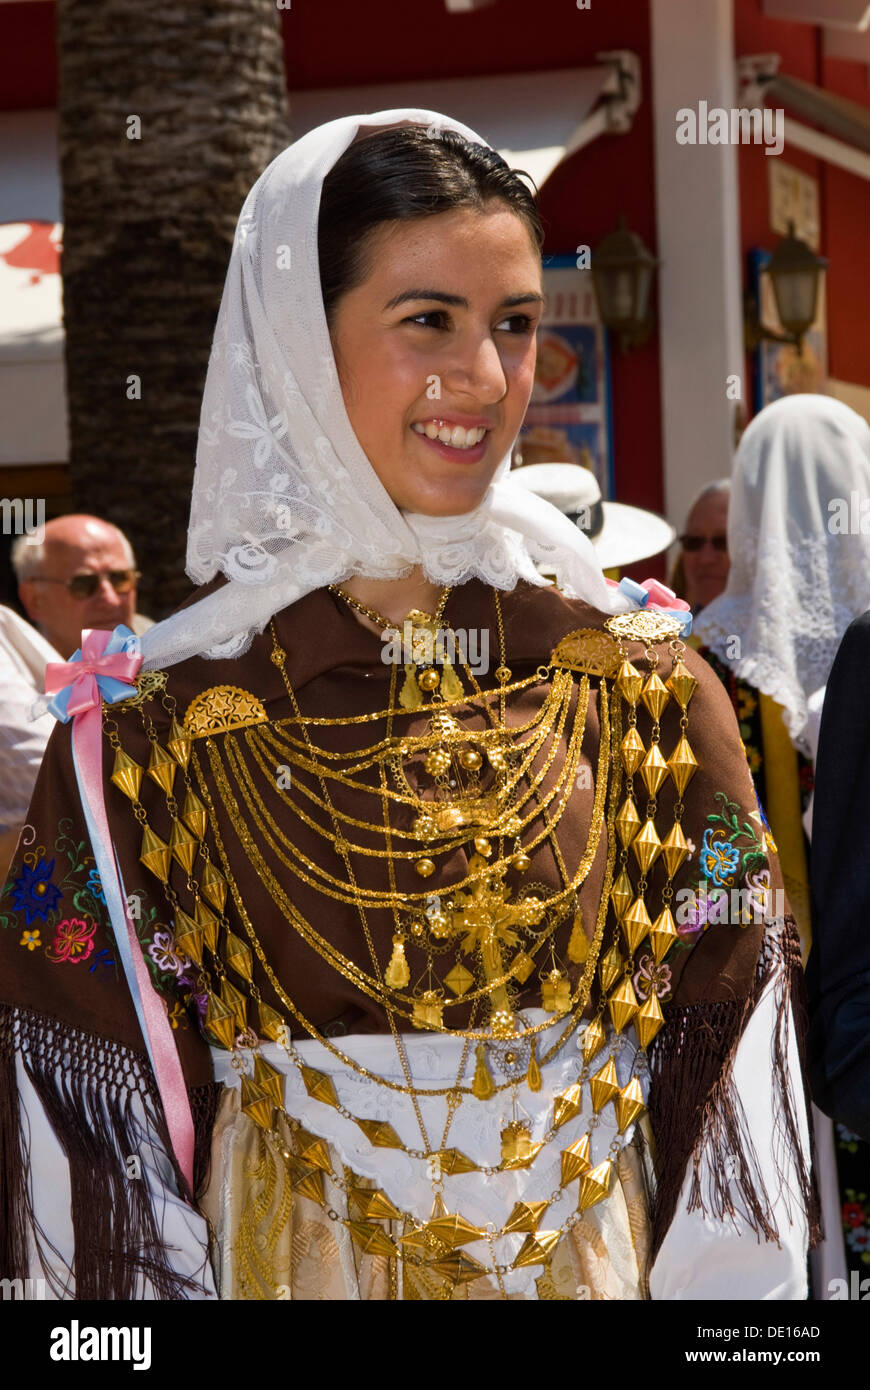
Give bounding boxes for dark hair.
[318,125,545,331]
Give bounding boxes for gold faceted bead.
[438,1148,478,1175]
[622,895,652,954]
[346,1221,398,1259]
[620,726,646,776]
[666,659,698,710]
[635,992,665,1048]
[181,788,207,841]
[616,659,643,706]
[166,717,193,771]
[225,930,253,982]
[257,1001,285,1043]
[300,1065,340,1109]
[415,857,436,878]
[578,1159,613,1212]
[640,672,670,722]
[667,736,699,797]
[139,825,171,883]
[425,1212,485,1249]
[639,744,670,799]
[610,869,634,921]
[459,748,482,771]
[632,820,662,875]
[615,796,642,849]
[194,897,219,952]
[169,818,199,875]
[473,837,492,858]
[589,1057,620,1113]
[502,1200,549,1234]
[356,1118,404,1149]
[553,1082,583,1130]
[253,1054,285,1108]
[173,908,204,966]
[581,1016,606,1064]
[349,1185,401,1222]
[146,742,177,796]
[204,992,238,1051]
[599,943,623,993]
[614,1076,646,1132]
[512,852,532,872]
[296,1128,332,1173]
[240,1076,274,1131]
[418,667,441,691]
[220,976,248,1032]
[608,975,639,1034]
[111,748,143,802]
[649,906,679,962]
[200,860,228,913]
[511,1230,561,1269]
[560,1132,591,1185]
[283,1154,325,1205]
[660,821,690,878]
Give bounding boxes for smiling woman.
[0,110,818,1303]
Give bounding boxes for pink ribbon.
[47,628,195,1193]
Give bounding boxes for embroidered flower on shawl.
[86,867,106,904]
[845,1226,870,1257]
[675,885,710,942]
[19,930,41,951]
[632,954,672,1002]
[843,1201,865,1229]
[745,868,772,919]
[148,928,186,977]
[12,858,62,924]
[46,917,96,964]
[699,829,740,886]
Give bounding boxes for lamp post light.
[744,221,827,355]
[590,217,659,353]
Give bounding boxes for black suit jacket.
[809,610,870,1140]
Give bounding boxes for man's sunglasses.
[32,568,140,599]
[678,534,728,553]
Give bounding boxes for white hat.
[507,463,675,571]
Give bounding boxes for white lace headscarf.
[139,108,632,671]
[694,393,870,755]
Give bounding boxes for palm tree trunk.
[56,0,292,618]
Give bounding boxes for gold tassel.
[526,1039,542,1092]
[399,664,423,710]
[472,1044,496,1100]
[567,908,588,963]
[384,935,410,989]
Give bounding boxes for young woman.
[0,109,816,1301]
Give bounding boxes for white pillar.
[650,0,743,526]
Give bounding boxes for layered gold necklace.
[102,585,698,1294]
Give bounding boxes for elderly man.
[12,513,147,659]
[0,515,148,874]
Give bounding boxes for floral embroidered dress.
[0,581,818,1299]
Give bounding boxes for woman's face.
[681,490,731,610]
[328,204,544,516]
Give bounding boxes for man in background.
[1,514,149,874]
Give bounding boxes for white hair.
[11,521,136,583]
[682,478,731,531]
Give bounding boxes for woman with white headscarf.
[695,391,870,1301]
[0,112,817,1301]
